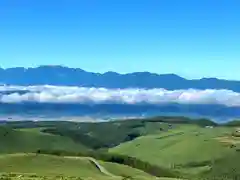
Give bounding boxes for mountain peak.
[103,71,120,75]
[0,66,239,91]
[37,65,69,69]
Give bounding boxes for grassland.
[0,126,87,154]
[0,116,239,180]
[110,124,239,176]
[0,154,103,178]
[0,153,170,180]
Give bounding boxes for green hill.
[0,153,167,180]
[110,125,238,175]
[4,117,219,150]
[1,117,239,180]
[0,126,87,154]
[203,152,240,180]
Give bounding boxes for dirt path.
[88,158,115,177]
[1,153,118,178]
[63,156,118,178]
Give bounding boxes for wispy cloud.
[0,85,240,107]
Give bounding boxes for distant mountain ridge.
[0,65,240,91]
[0,102,239,122]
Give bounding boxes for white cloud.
[0,85,240,107]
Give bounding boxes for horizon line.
[0,64,238,81]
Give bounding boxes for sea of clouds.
[0,85,240,107]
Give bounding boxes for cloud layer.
[0,85,240,107]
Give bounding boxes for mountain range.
[0,65,240,91]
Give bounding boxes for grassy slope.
[1,118,239,179]
[203,152,240,180]
[0,124,180,179]
[0,154,112,180]
[99,161,154,179]
[110,125,237,173]
[6,119,181,150]
[0,126,87,154]
[0,154,171,180]
[42,120,187,150]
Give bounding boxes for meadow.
[0,153,175,180]
[0,126,87,154]
[0,116,239,180]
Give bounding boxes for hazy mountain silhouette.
[0,65,240,91]
[0,103,239,122]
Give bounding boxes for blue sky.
[0,0,239,80]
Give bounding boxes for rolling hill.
[0,153,165,180]
[110,124,240,178]
[0,126,88,154]
[0,117,239,180]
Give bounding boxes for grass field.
[110,125,238,174]
[0,126,87,154]
[0,154,103,177]
[0,153,173,180]
[99,161,154,178]
[1,117,240,180]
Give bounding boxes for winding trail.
[63,156,117,177]
[1,153,117,178]
[88,157,115,177]
[0,153,181,180]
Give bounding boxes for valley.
[0,116,239,180]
